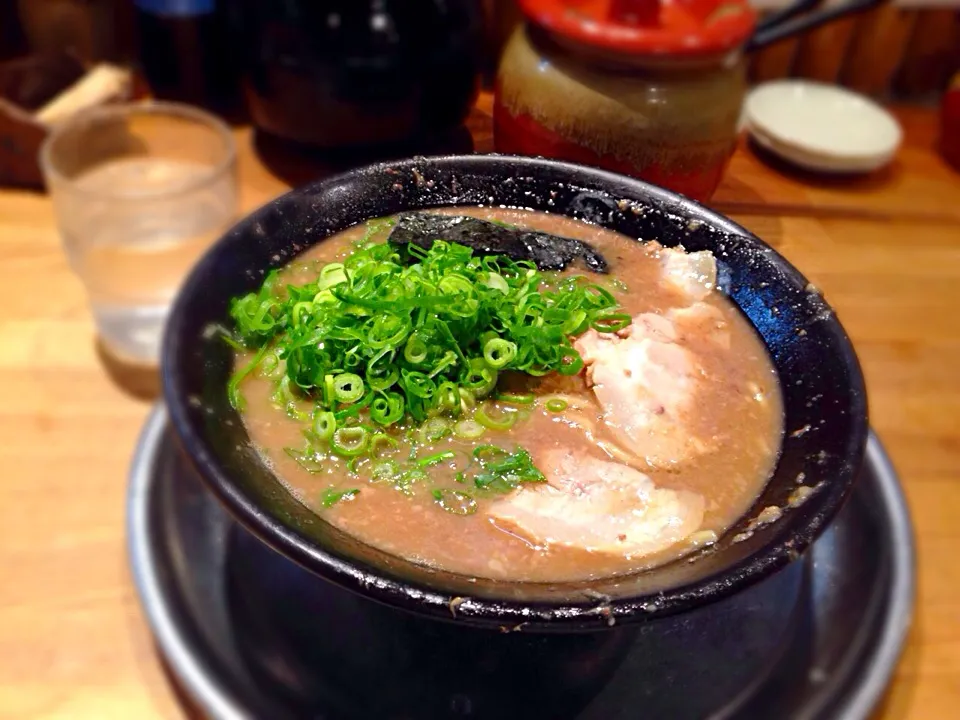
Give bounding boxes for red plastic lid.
[518,0,757,57]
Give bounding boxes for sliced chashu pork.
[489,450,704,557]
[573,248,726,467]
[659,245,717,302]
[575,302,728,467]
[486,248,721,557]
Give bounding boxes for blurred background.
[3,0,960,196]
[3,1,960,214]
[2,1,959,102]
[2,1,959,97]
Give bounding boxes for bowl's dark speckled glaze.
[162,155,868,631]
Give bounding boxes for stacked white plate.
[744,80,903,173]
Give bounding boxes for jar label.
[135,0,214,16]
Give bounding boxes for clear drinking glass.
[40,101,237,364]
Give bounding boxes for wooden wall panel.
[747,7,960,99]
[749,38,800,83]
[892,9,960,98]
[793,17,858,84]
[840,7,917,95]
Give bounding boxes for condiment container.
[0,55,132,188]
[494,0,885,200]
[941,71,960,173]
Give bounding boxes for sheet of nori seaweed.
[387,213,609,273]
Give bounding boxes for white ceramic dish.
[744,81,903,173]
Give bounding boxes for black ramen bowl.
[162,155,867,631]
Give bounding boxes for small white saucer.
[744,81,903,173]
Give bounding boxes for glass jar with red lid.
[494,0,755,201]
[494,0,881,201]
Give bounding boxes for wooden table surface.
[1,95,957,719]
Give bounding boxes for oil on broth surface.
[237,208,783,582]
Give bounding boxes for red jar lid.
[518,0,757,57]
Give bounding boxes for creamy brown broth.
[237,208,783,582]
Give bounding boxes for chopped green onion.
[463,445,546,494]
[428,350,458,379]
[219,327,245,350]
[333,373,365,403]
[258,351,281,377]
[473,445,509,462]
[367,314,410,350]
[482,272,509,294]
[472,473,514,492]
[227,344,270,410]
[395,468,427,494]
[318,263,347,290]
[366,348,398,391]
[312,410,337,441]
[474,404,517,431]
[330,427,369,457]
[274,375,309,420]
[453,419,485,439]
[334,391,374,421]
[401,370,436,400]
[560,310,588,335]
[463,358,498,398]
[592,313,633,333]
[483,338,517,369]
[432,489,478,516]
[458,387,477,412]
[321,488,358,508]
[369,433,399,455]
[290,301,313,326]
[370,392,404,425]
[418,417,451,444]
[403,333,429,364]
[496,392,535,405]
[313,289,336,305]
[367,368,399,391]
[417,450,456,468]
[227,232,626,450]
[371,459,401,482]
[284,446,325,473]
[436,382,460,413]
[557,346,585,376]
[582,284,616,308]
[545,398,569,413]
[438,273,475,296]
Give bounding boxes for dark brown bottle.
[0,0,27,60]
[133,0,241,118]
[227,0,483,149]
